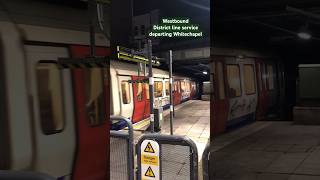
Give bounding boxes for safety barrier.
[136,134,198,180]
[202,142,210,180]
[0,171,55,180]
[110,116,134,180]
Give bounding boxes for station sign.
[140,139,160,180]
[117,46,161,66]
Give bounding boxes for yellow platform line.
[131,118,151,131]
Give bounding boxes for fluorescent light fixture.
[203,71,208,75]
[298,32,311,40]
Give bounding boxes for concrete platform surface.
[210,121,320,180]
[133,100,210,156]
[161,100,210,158]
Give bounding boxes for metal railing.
[202,142,210,180]
[136,134,198,180]
[110,116,134,180]
[0,171,55,180]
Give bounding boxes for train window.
[154,81,163,98]
[226,65,241,98]
[137,82,143,101]
[165,81,170,96]
[36,63,64,135]
[84,68,106,126]
[145,83,150,99]
[267,65,275,90]
[244,65,256,94]
[121,81,131,104]
[217,62,225,99]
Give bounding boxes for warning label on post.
[140,140,160,180]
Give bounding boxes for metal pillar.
[147,39,154,133]
[169,50,174,135]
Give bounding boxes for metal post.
[169,50,174,135]
[89,0,96,57]
[147,39,154,133]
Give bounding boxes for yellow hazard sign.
[145,166,155,177]
[141,154,158,165]
[144,142,155,153]
[141,140,160,180]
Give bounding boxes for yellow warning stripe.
[132,118,150,130]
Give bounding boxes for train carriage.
[211,48,285,136]
[110,60,198,126]
[0,21,110,180]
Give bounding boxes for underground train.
[110,60,197,125]
[210,49,285,136]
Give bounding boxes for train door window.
[181,81,185,92]
[257,64,262,92]
[174,81,180,93]
[154,81,163,98]
[134,26,139,36]
[137,82,143,101]
[267,65,274,90]
[84,68,106,126]
[226,65,241,98]
[165,81,170,96]
[244,65,256,94]
[121,81,131,104]
[186,81,191,92]
[262,64,267,90]
[217,62,225,99]
[279,64,284,88]
[36,63,64,134]
[145,83,150,99]
[141,25,146,35]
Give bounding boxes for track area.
[210,122,320,180]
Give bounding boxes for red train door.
[132,76,146,123]
[211,59,229,137]
[255,60,268,120]
[173,80,181,105]
[70,45,110,180]
[143,82,150,119]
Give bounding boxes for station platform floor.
[210,121,320,180]
[133,100,210,159]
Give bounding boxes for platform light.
[203,71,208,75]
[298,23,312,40]
[297,32,311,40]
